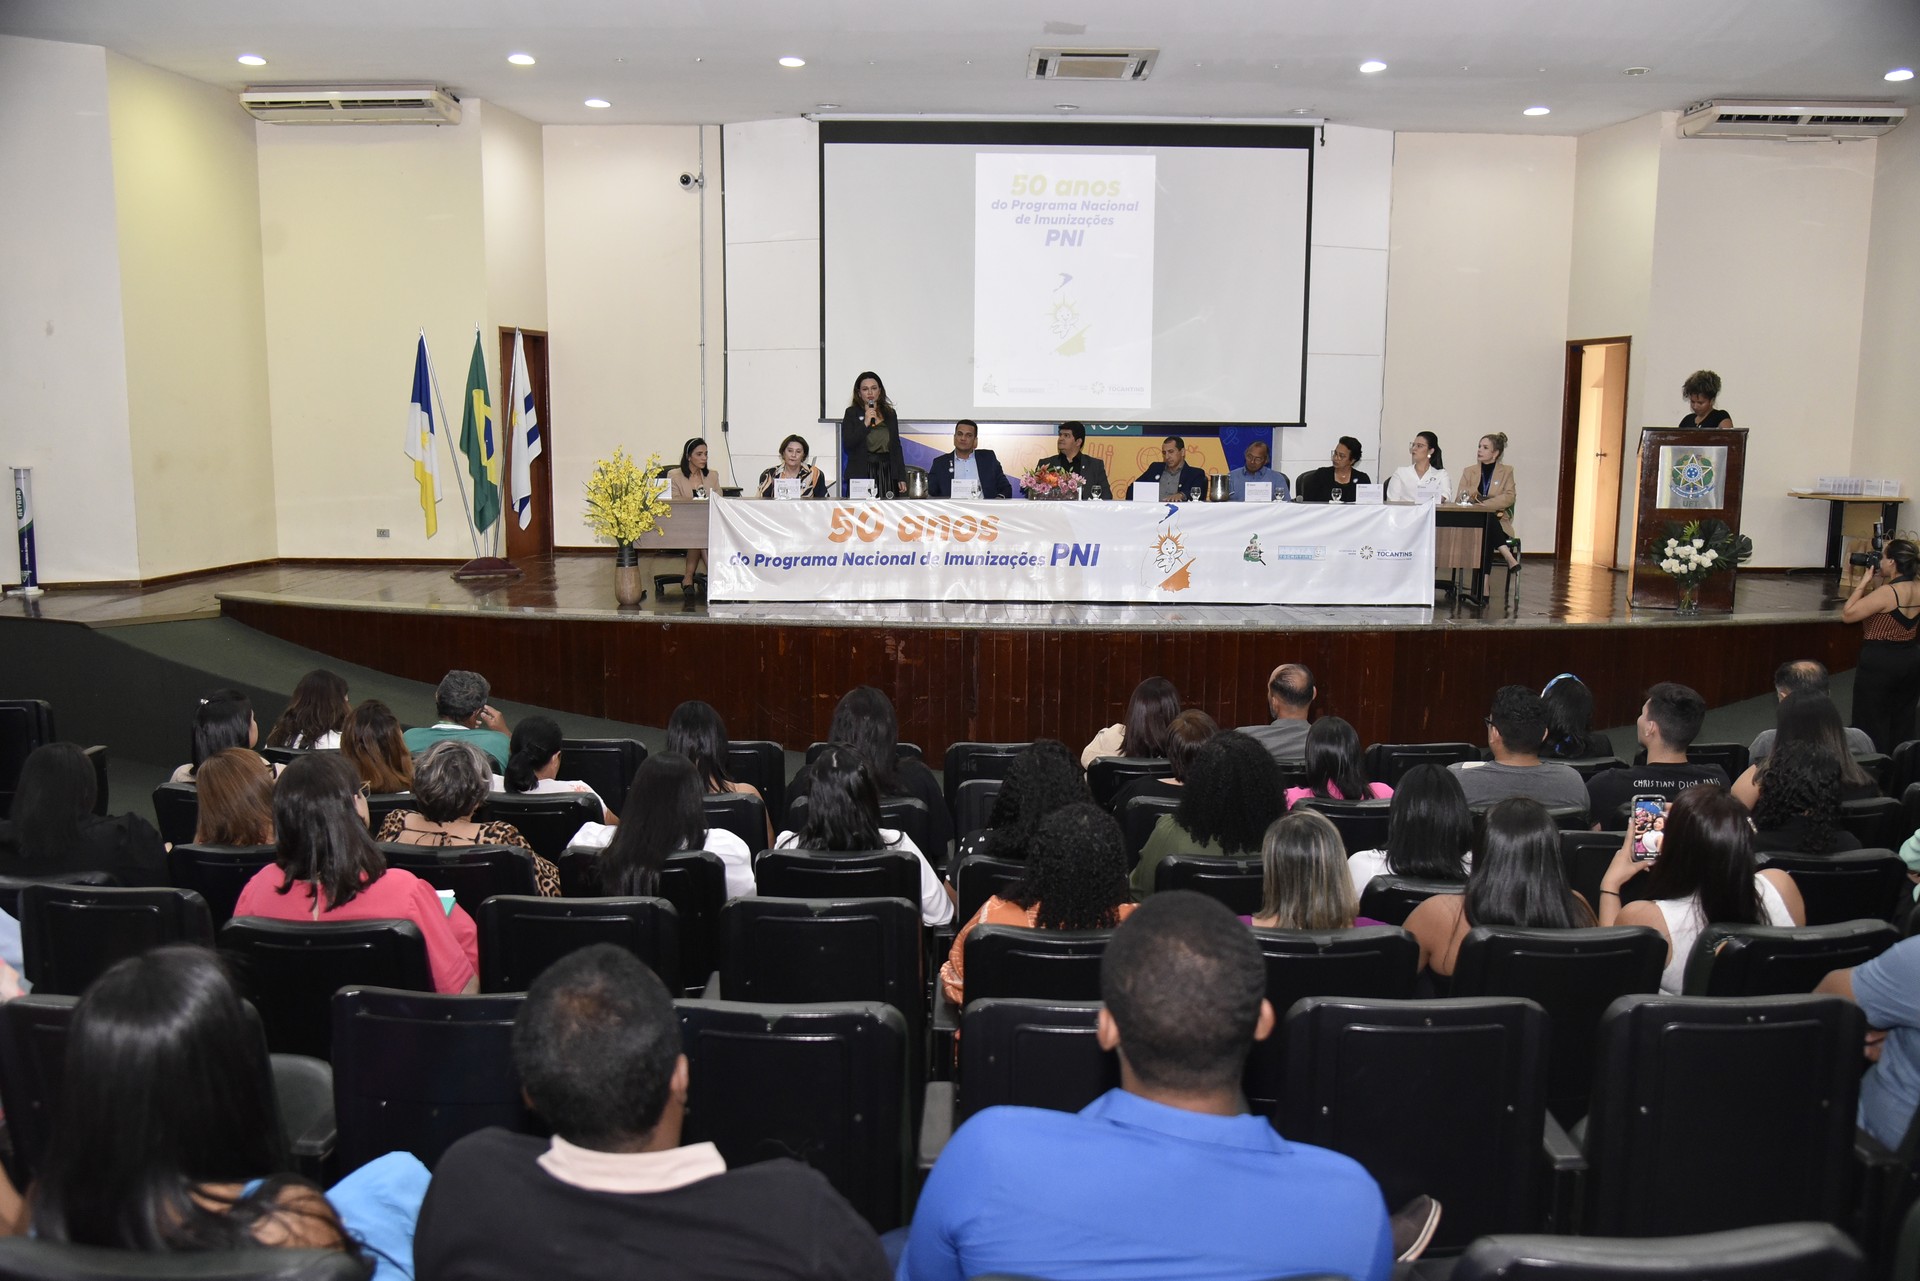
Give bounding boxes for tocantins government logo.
[1668,451,1717,502]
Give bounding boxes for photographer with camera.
[1841,535,1920,753]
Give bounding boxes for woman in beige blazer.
[1456,432,1520,571]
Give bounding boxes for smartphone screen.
[1630,796,1669,860]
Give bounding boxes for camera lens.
[1849,550,1878,569]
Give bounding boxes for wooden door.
[500,328,554,561]
[1554,336,1631,568]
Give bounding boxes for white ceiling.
[3,0,1916,135]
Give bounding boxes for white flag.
[404,335,441,537]
[507,330,543,529]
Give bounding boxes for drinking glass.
[1188,485,1204,503]
[1089,484,1104,501]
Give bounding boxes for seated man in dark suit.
[1036,420,1111,499]
[927,420,1011,498]
[1132,435,1209,501]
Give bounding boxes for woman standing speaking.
[840,370,905,497]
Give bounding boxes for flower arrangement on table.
[584,447,671,550]
[1655,518,1752,613]
[1020,463,1087,500]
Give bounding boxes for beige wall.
[1382,132,1576,551]
[0,36,140,582]
[106,53,276,579]
[1851,114,1920,509]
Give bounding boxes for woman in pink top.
[232,753,478,994]
[1283,717,1393,809]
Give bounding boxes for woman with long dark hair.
[1081,676,1182,767]
[1404,797,1593,977]
[1733,690,1877,808]
[1749,740,1862,855]
[1283,716,1391,808]
[1345,763,1473,892]
[775,745,953,926]
[1131,731,1286,896]
[340,699,413,795]
[499,715,611,823]
[665,700,773,848]
[193,748,276,847]
[263,669,350,751]
[970,740,1088,862]
[233,752,478,993]
[170,688,259,783]
[1385,431,1451,505]
[1600,783,1805,993]
[941,802,1133,1006]
[569,752,753,900]
[669,437,715,588]
[840,370,904,497]
[789,687,952,859]
[1842,537,1920,753]
[1540,673,1614,760]
[0,742,167,886]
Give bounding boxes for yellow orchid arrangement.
[583,447,671,546]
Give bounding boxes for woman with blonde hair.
[1252,809,1368,930]
[1456,432,1520,574]
[192,748,276,847]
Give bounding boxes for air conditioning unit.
[1027,48,1157,82]
[1678,99,1904,141]
[240,83,462,125]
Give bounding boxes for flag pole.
[423,330,484,560]
[485,324,504,561]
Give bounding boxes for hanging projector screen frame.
[817,120,1314,429]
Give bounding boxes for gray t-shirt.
[1749,726,1876,761]
[1238,718,1310,765]
[1447,759,1589,813]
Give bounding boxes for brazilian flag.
[458,332,501,532]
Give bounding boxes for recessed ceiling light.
[1888,68,1916,82]
[584,98,611,109]
[778,56,806,68]
[1623,66,1651,76]
[1524,106,1551,116]
[1055,102,1079,111]
[237,54,267,66]
[506,52,535,66]
[1359,60,1387,74]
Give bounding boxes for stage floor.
[2,555,1857,633]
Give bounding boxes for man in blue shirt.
[926,420,1011,498]
[1228,440,1289,502]
[1818,937,1920,1148]
[900,892,1394,1281]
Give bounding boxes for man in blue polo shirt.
[900,892,1394,1281]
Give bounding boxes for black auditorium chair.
[258,745,310,768]
[1087,757,1171,810]
[219,918,433,1060]
[949,852,1024,924]
[150,781,201,848]
[0,870,116,921]
[1474,804,1590,839]
[724,740,787,820]
[19,883,213,997]
[478,894,680,993]
[920,998,1114,1169]
[82,743,109,814]
[753,848,920,903]
[1687,742,1751,779]
[1292,796,1392,854]
[678,997,910,1232]
[1892,740,1920,798]
[363,791,415,832]
[1840,796,1906,852]
[0,699,56,820]
[932,925,1111,1079]
[1561,831,1630,909]
[1359,874,1462,927]
[1905,781,1920,852]
[702,790,770,854]
[557,847,725,995]
[953,778,1002,840]
[1449,925,1667,1124]
[0,1241,370,1280]
[1560,755,1628,783]
[784,793,933,861]
[1281,996,1563,1251]
[1578,994,1863,1237]
[1364,741,1479,786]
[1117,794,1180,870]
[1244,926,1419,1116]
[475,791,602,861]
[378,843,538,917]
[330,985,537,1176]
[714,897,922,1043]
[168,844,277,928]
[943,742,1030,814]
[558,737,647,814]
[1681,920,1897,997]
[1451,1223,1867,1281]
[1154,853,1263,916]
[806,741,922,765]
[1759,849,1909,926]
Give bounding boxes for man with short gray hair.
[402,669,512,770]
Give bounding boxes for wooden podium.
[1626,427,1748,611]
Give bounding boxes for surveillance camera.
[679,172,703,189]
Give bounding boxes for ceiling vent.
[240,83,462,125]
[1028,48,1157,82]
[1678,99,1904,141]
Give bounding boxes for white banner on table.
[708,498,1435,605]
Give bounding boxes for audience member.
[0,741,166,885]
[192,747,277,847]
[1237,663,1315,764]
[1284,716,1392,808]
[235,753,479,993]
[776,745,954,927]
[1081,676,1181,767]
[568,753,753,900]
[1540,673,1615,760]
[377,741,560,897]
[1733,689,1878,808]
[941,802,1134,1006]
[1599,784,1805,993]
[1403,798,1594,978]
[1748,660,1876,760]
[903,892,1393,1281]
[1252,809,1376,930]
[788,687,952,860]
[499,715,612,823]
[414,945,889,1281]
[170,688,259,783]
[1345,764,1473,894]
[1748,740,1863,855]
[969,739,1087,862]
[666,699,773,846]
[341,699,414,795]
[1132,731,1286,896]
[263,669,350,751]
[403,670,512,770]
[1817,938,1920,1149]
[1448,686,1588,813]
[1107,709,1217,812]
[1584,682,1726,827]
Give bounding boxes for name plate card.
[848,479,877,499]
[1244,481,1274,503]
[1355,484,1385,505]
[953,479,983,500]
[774,479,804,500]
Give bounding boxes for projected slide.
[973,153,1156,411]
